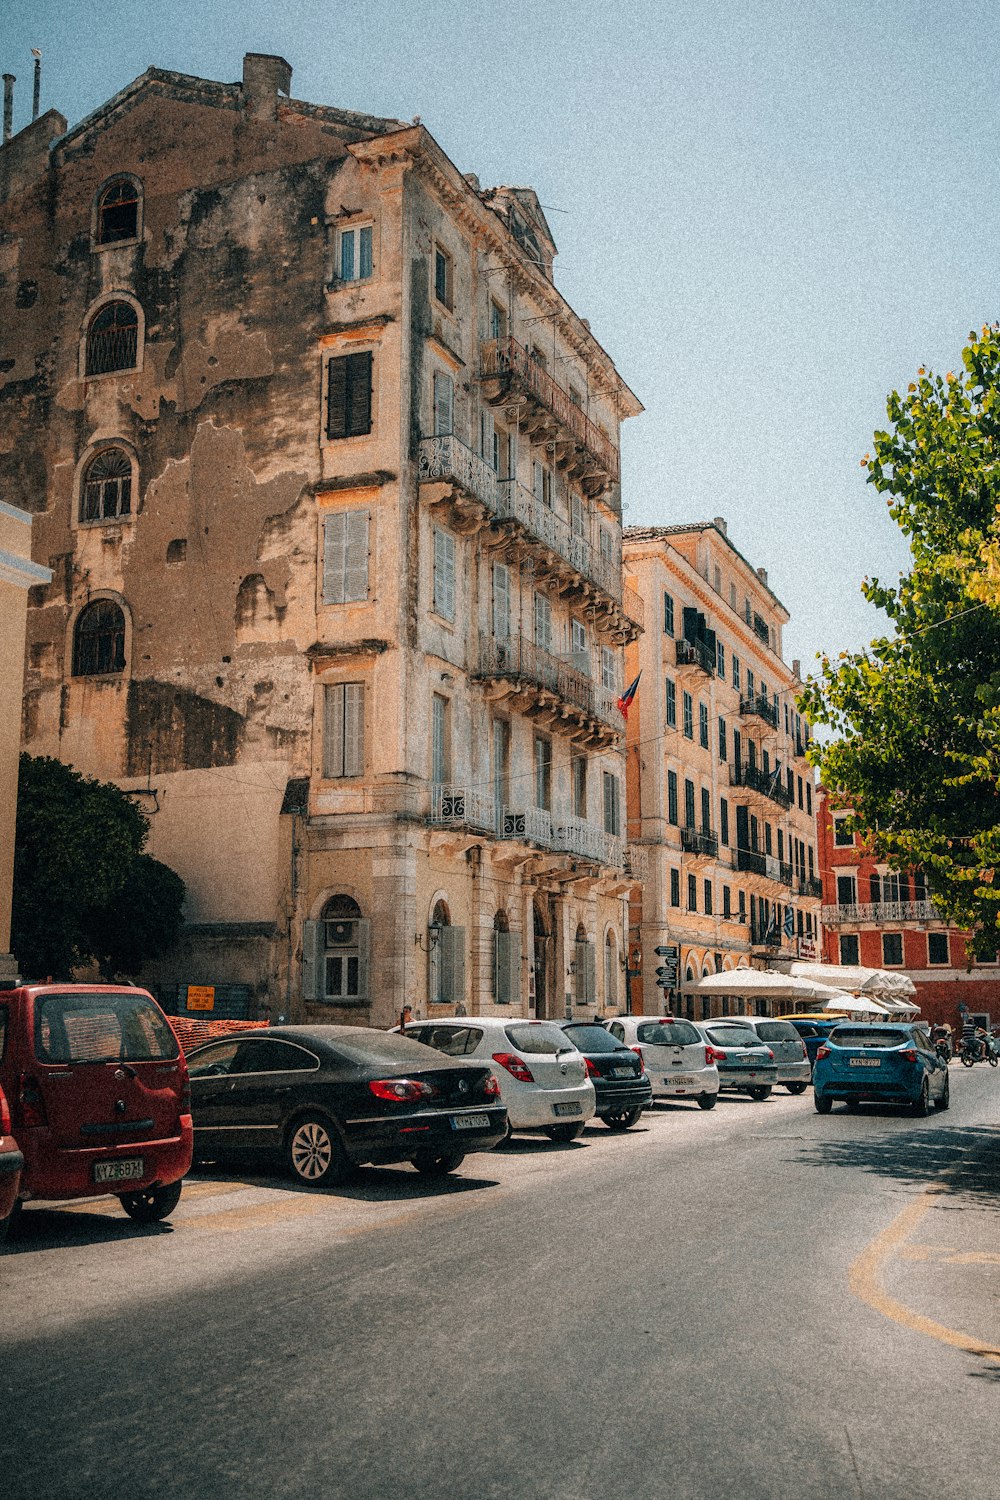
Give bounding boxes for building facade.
[623,521,822,1017]
[817,788,1000,1031]
[1,54,644,1026]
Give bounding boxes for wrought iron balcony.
[623,844,649,882]
[735,847,793,885]
[493,478,623,606]
[676,637,716,675]
[476,633,621,743]
[553,816,623,867]
[821,900,940,927]
[418,434,500,516]
[681,827,719,860]
[729,762,792,810]
[795,876,824,899]
[740,694,779,729]
[480,335,619,496]
[500,805,553,849]
[430,783,498,834]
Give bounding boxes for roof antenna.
[31,48,41,122]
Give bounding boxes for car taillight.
[19,1072,47,1128]
[816,1045,830,1060]
[630,1045,644,1065]
[368,1078,438,1103]
[0,1088,10,1136]
[800,1042,808,1059]
[584,1057,601,1078]
[482,1074,501,1099]
[706,1046,726,1063]
[492,1052,535,1083]
[766,1049,775,1061]
[899,1049,917,1063]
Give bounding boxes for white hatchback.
[605,1015,720,1109]
[401,1017,596,1141]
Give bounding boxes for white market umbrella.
[820,994,889,1016]
[786,961,917,1003]
[692,969,848,1005]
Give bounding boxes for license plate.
[554,1101,582,1117]
[94,1157,144,1183]
[668,1075,696,1086]
[850,1058,881,1067]
[450,1113,490,1130]
[610,1067,635,1079]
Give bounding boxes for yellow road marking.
[849,1179,1000,1363]
[179,1199,320,1233]
[51,1180,256,1214]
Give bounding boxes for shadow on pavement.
[5,1205,174,1254]
[187,1157,502,1203]
[795,1123,1000,1211]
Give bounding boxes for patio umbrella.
[819,994,889,1016]
[692,969,849,1005]
[785,961,917,1003]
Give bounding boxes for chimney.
[31,49,41,122]
[242,53,292,119]
[713,515,727,536]
[3,75,14,144]
[756,566,768,586]
[792,659,801,679]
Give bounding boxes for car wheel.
[910,1080,930,1118]
[544,1123,583,1143]
[785,1083,808,1095]
[960,1050,975,1067]
[814,1094,833,1114]
[413,1150,466,1176]
[603,1107,643,1131]
[933,1075,950,1111]
[989,1053,999,1068]
[118,1180,183,1223]
[286,1114,350,1186]
[748,1086,772,1101]
[697,1092,718,1110]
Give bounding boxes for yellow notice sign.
[186,986,216,1012]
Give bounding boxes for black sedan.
[554,1020,652,1129]
[187,1026,507,1183]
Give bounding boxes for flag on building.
[783,906,794,941]
[617,671,641,720]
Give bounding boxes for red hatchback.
[0,1081,24,1243]
[0,984,192,1223]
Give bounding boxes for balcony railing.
[622,584,645,631]
[729,762,792,810]
[676,637,716,675]
[418,434,500,514]
[430,783,497,834]
[623,844,649,882]
[553,816,623,867]
[795,877,824,899]
[740,694,779,729]
[477,633,621,729]
[733,848,791,885]
[681,827,719,860]
[500,805,553,848]
[480,335,619,490]
[821,900,940,927]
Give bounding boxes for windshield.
[560,1025,622,1053]
[755,1022,800,1043]
[505,1022,577,1055]
[704,1024,769,1049]
[34,991,179,1063]
[637,1021,701,1046]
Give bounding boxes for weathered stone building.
[623,522,822,1016]
[1,55,644,1025]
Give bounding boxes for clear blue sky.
[5,0,996,673]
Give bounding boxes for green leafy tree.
[801,324,1000,956]
[12,755,185,980]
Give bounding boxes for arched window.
[96,178,140,245]
[80,448,132,522]
[72,600,126,676]
[429,899,464,1009]
[86,301,138,376]
[574,923,595,1006]
[321,895,367,1001]
[604,929,619,1009]
[492,910,519,1007]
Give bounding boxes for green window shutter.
[585,941,596,1004]
[494,930,509,1005]
[327,352,372,439]
[356,919,370,1001]
[301,920,321,1001]
[439,926,465,1007]
[508,930,521,1007]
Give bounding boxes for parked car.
[0,1082,24,1246]
[712,1017,811,1093]
[813,1023,950,1116]
[553,1020,652,1129]
[0,984,192,1223]
[604,1015,720,1109]
[400,1017,596,1141]
[188,1025,507,1181]
[694,1021,778,1100]
[786,1014,851,1069]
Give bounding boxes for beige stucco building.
[623,521,822,1017]
[1,54,643,1023]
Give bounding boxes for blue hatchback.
[813,1022,949,1116]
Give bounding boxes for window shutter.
[438,925,464,1007]
[433,372,454,437]
[434,529,456,620]
[585,941,596,1004]
[347,351,372,436]
[344,510,369,602]
[570,494,585,537]
[508,930,521,1007]
[355,919,370,1001]
[326,357,348,439]
[494,930,510,1005]
[301,920,321,1000]
[323,514,346,605]
[493,563,510,639]
[534,593,551,652]
[342,684,365,777]
[340,230,355,282]
[359,226,373,279]
[324,685,345,778]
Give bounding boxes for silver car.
[713,1017,811,1094]
[695,1021,779,1100]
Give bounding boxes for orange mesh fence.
[168,1017,270,1054]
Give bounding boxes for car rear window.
[560,1025,621,1052]
[755,1022,800,1043]
[34,991,179,1063]
[830,1027,911,1049]
[704,1024,769,1048]
[637,1021,701,1046]
[329,1030,453,1066]
[505,1022,575,1055]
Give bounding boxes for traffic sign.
[654,945,677,957]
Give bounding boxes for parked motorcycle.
[959,1038,982,1067]
[934,1037,952,1062]
[987,1032,1000,1067]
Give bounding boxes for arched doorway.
[533,901,550,1018]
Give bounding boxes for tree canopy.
[801,324,1000,956]
[12,754,185,980]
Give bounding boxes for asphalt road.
[3,1065,999,1500]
